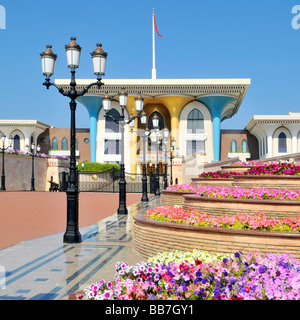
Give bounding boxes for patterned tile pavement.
[0,196,161,300]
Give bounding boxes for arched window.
[278,132,287,153]
[186,109,205,155]
[187,109,204,133]
[52,137,58,150]
[230,139,237,153]
[61,137,68,150]
[13,135,20,150]
[105,108,121,133]
[241,140,248,153]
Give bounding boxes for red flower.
[195,259,202,266]
[162,273,171,282]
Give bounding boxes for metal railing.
[72,167,166,193]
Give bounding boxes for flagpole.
[152,8,156,79]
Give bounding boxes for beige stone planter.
[191,178,233,187]
[161,190,195,206]
[133,214,300,260]
[233,175,300,190]
[220,165,255,173]
[183,194,300,220]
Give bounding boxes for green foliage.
[77,161,120,172]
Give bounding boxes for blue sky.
[0,0,300,130]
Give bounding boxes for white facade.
[245,112,300,159]
[0,120,51,152]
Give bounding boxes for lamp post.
[31,143,41,191]
[41,38,108,243]
[130,110,150,201]
[151,114,161,196]
[169,138,176,185]
[1,135,12,191]
[161,135,176,188]
[103,91,144,214]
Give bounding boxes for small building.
[220,129,259,161]
[245,112,300,159]
[0,120,51,152]
[37,128,91,162]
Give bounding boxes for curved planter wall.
[161,190,195,206]
[183,195,300,220]
[133,215,300,260]
[233,175,300,190]
[190,178,233,187]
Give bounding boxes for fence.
[59,167,166,193]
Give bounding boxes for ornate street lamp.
[31,143,41,191]
[1,135,12,191]
[103,90,144,214]
[151,115,161,196]
[162,128,169,189]
[169,137,176,185]
[41,37,108,243]
[130,110,150,201]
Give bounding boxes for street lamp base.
[141,195,149,202]
[63,231,81,243]
[64,188,81,243]
[117,206,128,215]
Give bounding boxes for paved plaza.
[0,192,160,300]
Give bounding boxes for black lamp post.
[31,143,41,191]
[1,135,12,191]
[41,38,108,243]
[130,110,150,201]
[169,138,176,185]
[103,91,144,214]
[151,114,161,196]
[162,134,176,189]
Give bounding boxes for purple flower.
[259,265,267,274]
[202,278,208,284]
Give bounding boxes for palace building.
[53,77,251,173]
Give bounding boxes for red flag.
[153,13,163,37]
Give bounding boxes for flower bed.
[148,249,232,265]
[163,185,300,217]
[133,209,300,260]
[79,251,300,300]
[200,162,300,180]
[244,162,300,176]
[168,184,300,201]
[198,171,242,179]
[229,160,284,166]
[5,148,69,160]
[145,207,300,233]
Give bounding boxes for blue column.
[76,96,102,162]
[197,96,237,161]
